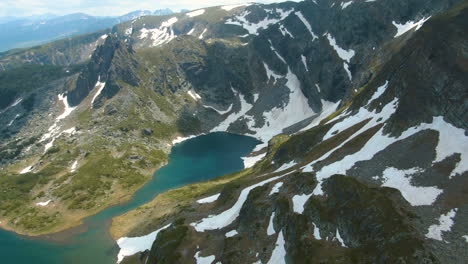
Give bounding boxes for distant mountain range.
[0,9,175,52]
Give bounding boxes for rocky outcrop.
[67,35,140,107]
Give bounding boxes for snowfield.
[116,224,171,263]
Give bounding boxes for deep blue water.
[0,132,260,264]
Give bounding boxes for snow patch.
[56,94,76,120]
[188,90,202,100]
[274,161,297,173]
[211,87,253,132]
[295,11,318,40]
[139,17,178,47]
[301,55,309,72]
[70,160,78,173]
[203,104,233,115]
[172,135,197,145]
[269,182,284,196]
[199,28,207,39]
[191,173,290,232]
[380,167,442,206]
[116,224,171,263]
[267,231,286,264]
[225,230,238,238]
[91,77,106,106]
[267,212,276,235]
[194,251,215,264]
[313,223,322,240]
[341,1,353,9]
[366,81,389,106]
[20,166,33,174]
[299,100,340,132]
[426,208,457,241]
[7,114,20,127]
[335,229,347,247]
[393,17,431,38]
[187,9,205,18]
[221,3,252,11]
[242,153,266,168]
[36,200,51,206]
[292,193,313,214]
[326,33,355,80]
[226,9,293,35]
[197,193,221,204]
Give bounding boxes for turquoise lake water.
[0,132,260,264]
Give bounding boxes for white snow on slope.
[242,153,266,168]
[211,87,253,132]
[139,17,178,47]
[326,33,355,62]
[197,193,221,204]
[380,167,442,206]
[56,94,76,120]
[247,67,316,146]
[194,251,215,264]
[335,229,347,247]
[199,28,208,39]
[221,3,252,11]
[326,33,355,80]
[187,9,205,18]
[463,235,468,243]
[292,193,313,214]
[295,11,318,40]
[36,200,51,206]
[188,90,202,100]
[269,182,284,196]
[313,223,322,240]
[116,224,171,263]
[263,62,282,83]
[225,229,238,237]
[20,166,33,174]
[226,9,293,35]
[393,17,431,38]
[203,104,233,115]
[70,160,79,173]
[279,24,294,38]
[91,77,106,106]
[300,100,340,132]
[191,173,290,232]
[301,55,309,72]
[267,212,276,235]
[267,231,286,264]
[7,114,20,127]
[366,81,389,106]
[187,27,195,35]
[426,208,457,241]
[341,1,353,9]
[274,161,297,173]
[172,135,197,145]
[305,94,466,201]
[0,98,22,115]
[40,94,76,153]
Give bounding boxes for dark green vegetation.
[0,64,80,109]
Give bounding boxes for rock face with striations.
[68,35,140,107]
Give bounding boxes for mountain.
[0,9,173,52]
[153,8,176,16]
[0,0,466,263]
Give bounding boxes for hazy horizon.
[0,0,302,18]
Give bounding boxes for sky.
[0,0,300,17]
